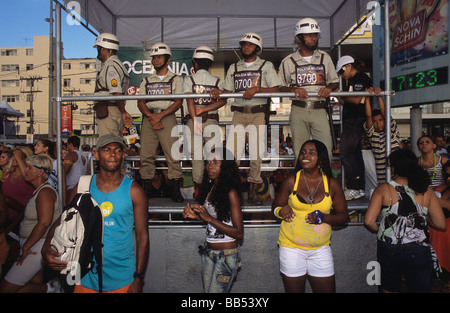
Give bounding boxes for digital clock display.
[384,67,448,92]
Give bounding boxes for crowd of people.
[0,16,448,294]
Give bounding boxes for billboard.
[373,0,449,107]
[118,48,194,94]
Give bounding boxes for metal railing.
[56,91,394,103]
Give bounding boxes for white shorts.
[279,245,335,278]
[4,238,46,286]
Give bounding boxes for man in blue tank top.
[43,134,149,293]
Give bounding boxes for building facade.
[0,36,98,140]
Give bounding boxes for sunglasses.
[338,66,347,75]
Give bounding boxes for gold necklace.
[302,171,323,204]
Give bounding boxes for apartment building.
[0,36,98,139]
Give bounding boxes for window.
[80,108,93,115]
[81,124,94,131]
[2,95,20,102]
[26,64,33,71]
[26,49,33,56]
[80,78,93,84]
[80,62,95,69]
[1,80,20,87]
[1,64,19,72]
[63,78,71,87]
[63,63,71,70]
[1,49,18,56]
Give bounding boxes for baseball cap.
[96,133,126,149]
[336,55,354,73]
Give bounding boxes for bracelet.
[133,272,145,280]
[274,206,283,219]
[313,210,323,224]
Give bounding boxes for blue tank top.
[81,175,135,291]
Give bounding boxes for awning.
[58,0,380,50]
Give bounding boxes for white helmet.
[150,43,172,57]
[193,46,214,62]
[93,33,120,51]
[239,32,263,54]
[295,18,321,36]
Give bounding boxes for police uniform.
[183,69,224,185]
[278,49,339,160]
[224,56,281,185]
[94,55,130,138]
[138,71,184,181]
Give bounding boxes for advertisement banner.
[61,104,72,138]
[389,0,448,67]
[118,48,194,94]
[373,0,450,107]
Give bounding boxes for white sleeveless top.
[204,199,235,244]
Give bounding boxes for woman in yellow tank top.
[272,140,348,293]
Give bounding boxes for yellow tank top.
[277,170,333,250]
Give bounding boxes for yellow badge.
[111,79,118,87]
[100,201,113,217]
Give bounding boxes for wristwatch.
[133,272,145,280]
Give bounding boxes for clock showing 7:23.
[389,67,448,92]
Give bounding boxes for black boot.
[141,179,154,199]
[170,178,184,203]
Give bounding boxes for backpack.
[50,175,104,292]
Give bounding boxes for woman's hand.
[183,203,201,220]
[16,249,37,265]
[279,205,295,222]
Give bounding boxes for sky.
[0,0,97,59]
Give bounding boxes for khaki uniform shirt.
[278,49,339,101]
[183,69,224,114]
[94,55,130,96]
[139,71,183,110]
[223,56,281,107]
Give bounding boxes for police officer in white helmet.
[278,18,339,161]
[93,33,133,138]
[183,46,227,196]
[212,33,281,205]
[137,43,185,202]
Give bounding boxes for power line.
[19,76,42,134]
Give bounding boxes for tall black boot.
[170,178,184,203]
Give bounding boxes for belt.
[200,245,240,256]
[292,100,327,110]
[185,113,219,122]
[231,105,266,114]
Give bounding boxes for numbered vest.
[190,76,220,106]
[291,54,326,87]
[144,76,176,102]
[233,61,266,92]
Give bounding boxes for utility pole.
[20,76,42,134]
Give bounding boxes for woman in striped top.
[418,135,449,189]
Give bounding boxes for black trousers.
[340,117,365,190]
